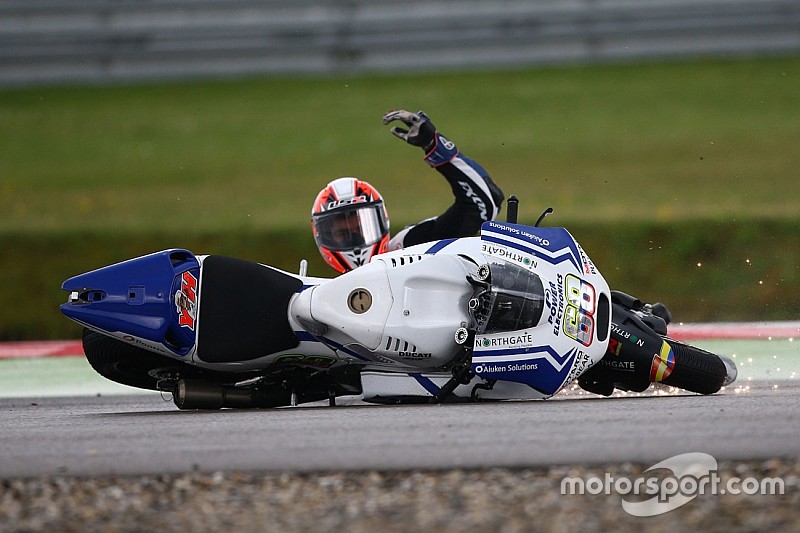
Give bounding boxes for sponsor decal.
[397,351,432,359]
[474,362,539,374]
[481,243,536,268]
[611,324,645,347]
[601,359,635,371]
[578,246,598,275]
[484,222,583,272]
[564,349,592,384]
[480,333,534,349]
[485,221,551,247]
[650,342,676,381]
[607,337,623,356]
[546,274,565,337]
[123,334,175,356]
[175,271,198,330]
[326,195,367,210]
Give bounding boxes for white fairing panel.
[361,370,551,403]
[377,254,474,368]
[303,259,393,351]
[295,253,474,368]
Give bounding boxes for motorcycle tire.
[661,340,729,395]
[82,328,183,391]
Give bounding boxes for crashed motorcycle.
[60,200,737,409]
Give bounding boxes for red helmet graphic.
[312,177,390,273]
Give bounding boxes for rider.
[312,110,505,273]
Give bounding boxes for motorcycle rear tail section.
[61,249,200,356]
[61,250,305,362]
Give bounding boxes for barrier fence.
[2,0,799,86]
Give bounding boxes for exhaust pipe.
[173,378,339,410]
[172,378,309,410]
[173,379,258,410]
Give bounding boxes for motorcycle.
[60,198,737,409]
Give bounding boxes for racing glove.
[382,110,437,152]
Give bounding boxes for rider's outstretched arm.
[382,110,505,250]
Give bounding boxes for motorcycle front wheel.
[661,339,737,395]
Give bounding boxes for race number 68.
[564,275,596,346]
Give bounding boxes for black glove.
[382,110,437,152]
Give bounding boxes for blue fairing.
[481,221,583,273]
[471,221,611,396]
[472,347,579,396]
[60,249,200,355]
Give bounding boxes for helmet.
[311,177,390,273]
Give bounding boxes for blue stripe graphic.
[474,345,576,368]
[482,234,581,273]
[425,238,457,254]
[411,374,441,395]
[293,331,370,361]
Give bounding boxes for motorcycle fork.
[430,348,475,404]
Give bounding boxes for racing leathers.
[387,129,505,250]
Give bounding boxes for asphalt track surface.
[2,380,798,479]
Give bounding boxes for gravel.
[2,459,798,532]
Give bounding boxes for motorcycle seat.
[196,255,302,363]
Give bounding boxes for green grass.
[1,56,799,340]
[2,56,799,233]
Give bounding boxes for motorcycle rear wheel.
[82,328,184,391]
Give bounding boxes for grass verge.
[3,220,797,341]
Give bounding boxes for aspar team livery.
[61,208,737,409]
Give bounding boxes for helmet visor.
[314,204,389,251]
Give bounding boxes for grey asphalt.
[1,381,798,478]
